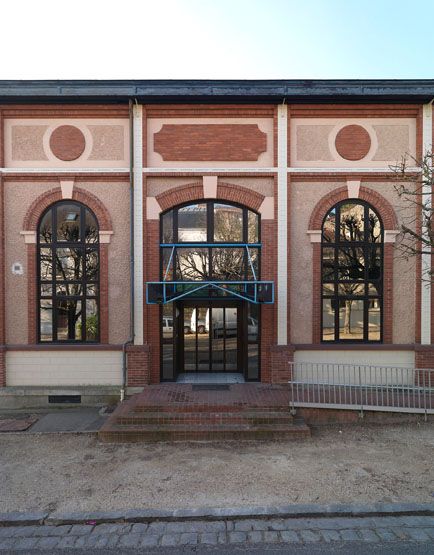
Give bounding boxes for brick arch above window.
[155,181,265,213]
[23,187,113,232]
[308,186,398,231]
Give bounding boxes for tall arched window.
[321,200,383,342]
[38,201,100,342]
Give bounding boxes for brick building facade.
[0,80,433,407]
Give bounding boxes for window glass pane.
[368,209,382,243]
[322,208,336,243]
[86,299,98,341]
[39,210,53,243]
[248,303,259,342]
[367,247,381,280]
[212,248,245,280]
[40,284,52,297]
[322,247,335,281]
[85,249,99,281]
[161,211,173,243]
[40,300,53,341]
[322,299,335,341]
[56,203,80,242]
[176,248,208,280]
[368,299,381,340]
[85,210,98,243]
[339,299,364,340]
[368,282,381,296]
[56,283,83,296]
[322,283,334,295]
[214,203,243,242]
[337,248,365,280]
[247,344,259,380]
[162,343,174,380]
[337,283,365,296]
[162,248,174,280]
[40,248,53,280]
[86,284,98,296]
[178,204,207,242]
[162,305,174,340]
[339,203,364,242]
[57,300,82,341]
[246,248,259,280]
[55,248,83,280]
[248,210,259,243]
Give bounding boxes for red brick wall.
[154,124,267,162]
[126,344,150,386]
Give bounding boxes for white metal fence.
[288,362,434,415]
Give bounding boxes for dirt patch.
[1,423,434,513]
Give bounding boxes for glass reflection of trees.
[161,201,260,286]
[38,201,99,342]
[321,201,383,342]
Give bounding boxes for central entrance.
[180,300,241,373]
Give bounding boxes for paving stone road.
[1,515,434,551]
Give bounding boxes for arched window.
[160,200,260,282]
[38,201,99,342]
[321,200,383,342]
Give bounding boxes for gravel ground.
[1,423,434,513]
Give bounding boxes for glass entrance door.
[180,301,241,373]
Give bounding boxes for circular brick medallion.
[335,125,371,161]
[49,125,86,161]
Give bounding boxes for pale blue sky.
[2,0,434,79]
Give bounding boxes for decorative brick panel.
[335,125,371,160]
[126,344,150,387]
[154,124,267,161]
[415,346,434,387]
[49,125,86,161]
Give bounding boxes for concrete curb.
[1,503,434,527]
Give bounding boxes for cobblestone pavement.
[1,515,434,551]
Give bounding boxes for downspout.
[121,98,136,401]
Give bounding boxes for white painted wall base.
[6,351,123,386]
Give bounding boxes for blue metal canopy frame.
[146,242,274,304]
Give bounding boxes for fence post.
[358,364,364,419]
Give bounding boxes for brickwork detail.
[155,183,203,212]
[49,125,86,161]
[270,345,295,384]
[127,344,150,387]
[154,124,267,161]
[415,346,434,386]
[335,125,371,160]
[217,182,265,211]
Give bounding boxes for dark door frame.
[175,299,244,378]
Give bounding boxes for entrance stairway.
[99,383,311,442]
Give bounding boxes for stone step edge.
[2,503,434,527]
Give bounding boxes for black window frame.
[37,200,100,344]
[321,200,384,343]
[160,200,261,283]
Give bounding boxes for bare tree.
[391,151,434,281]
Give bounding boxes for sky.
[2,0,434,80]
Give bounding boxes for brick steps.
[98,384,311,443]
[116,411,296,426]
[99,421,311,442]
